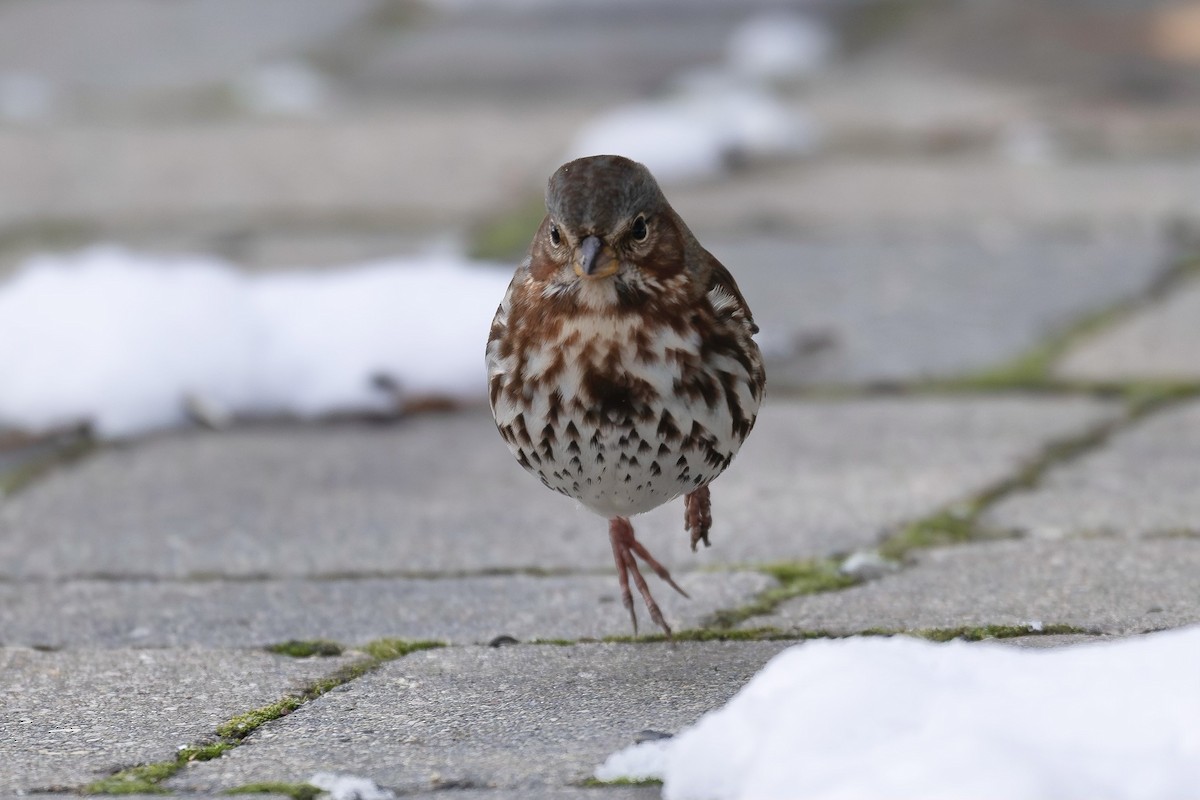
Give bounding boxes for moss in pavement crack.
[598,623,1096,646]
[219,639,442,740]
[225,782,322,800]
[0,437,95,497]
[84,639,443,795]
[84,743,232,794]
[580,776,664,788]
[937,250,1200,392]
[264,639,345,658]
[698,559,860,631]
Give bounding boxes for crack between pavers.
[72,638,442,796]
[703,380,1200,632]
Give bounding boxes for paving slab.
[985,400,1200,537]
[0,572,771,649]
[712,228,1170,386]
[755,538,1200,636]
[0,398,1118,578]
[0,647,356,794]
[167,641,792,794]
[0,106,590,234]
[673,160,1200,236]
[0,0,374,95]
[1055,279,1200,381]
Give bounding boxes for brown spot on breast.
[656,410,681,443]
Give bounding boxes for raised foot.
[609,516,690,637]
[684,486,712,551]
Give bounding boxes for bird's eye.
[549,223,561,246]
[630,215,648,242]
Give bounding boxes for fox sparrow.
[486,155,765,636]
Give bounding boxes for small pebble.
[634,729,674,744]
[488,634,519,648]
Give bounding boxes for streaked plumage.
[486,155,765,635]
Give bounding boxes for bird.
[485,155,765,636]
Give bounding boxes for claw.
[609,516,686,637]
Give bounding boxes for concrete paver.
[0,398,1118,578]
[755,538,1200,636]
[0,107,589,233]
[4,1,1200,794]
[985,400,1200,537]
[715,229,1171,386]
[0,572,771,649]
[0,0,374,94]
[1056,280,1200,381]
[168,642,792,794]
[673,161,1200,236]
[0,647,356,793]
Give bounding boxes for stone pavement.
[5,1,1200,797]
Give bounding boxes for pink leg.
[608,516,689,637]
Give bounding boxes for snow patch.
[0,246,511,438]
[726,11,835,82]
[597,628,1200,800]
[565,10,831,183]
[568,84,817,184]
[309,772,394,800]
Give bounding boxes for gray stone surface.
[0,0,374,95]
[756,538,1200,636]
[168,642,792,794]
[673,161,1200,237]
[0,108,588,234]
[394,790,657,800]
[1056,280,1200,381]
[0,572,771,649]
[0,647,355,793]
[711,229,1171,386]
[985,400,1200,537]
[0,398,1118,578]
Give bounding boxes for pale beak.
[573,235,618,279]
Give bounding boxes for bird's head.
[527,155,701,310]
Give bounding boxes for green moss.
[466,195,545,262]
[602,626,798,644]
[703,559,859,630]
[579,776,664,788]
[221,640,442,738]
[177,742,233,762]
[878,510,978,561]
[359,638,443,661]
[0,217,97,254]
[1121,381,1200,417]
[908,624,1094,642]
[86,762,177,795]
[529,638,576,646]
[265,639,344,658]
[225,783,322,800]
[88,639,444,793]
[85,742,230,794]
[216,697,303,740]
[0,437,95,497]
[947,303,1123,391]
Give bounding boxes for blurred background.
[2,0,1200,445]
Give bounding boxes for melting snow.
[597,628,1200,800]
[0,246,511,438]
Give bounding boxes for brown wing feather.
[702,249,759,334]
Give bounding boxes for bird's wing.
[702,249,759,335]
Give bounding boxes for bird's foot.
[685,486,712,551]
[609,516,689,637]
